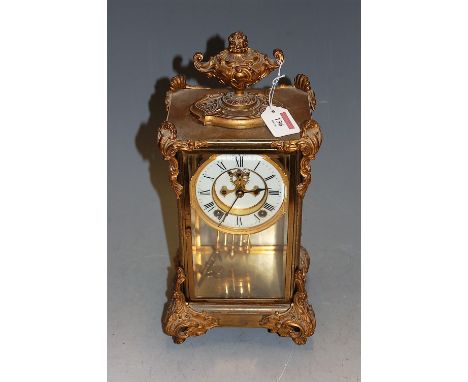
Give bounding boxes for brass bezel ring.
[189,154,289,235]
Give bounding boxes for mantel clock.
[158,32,322,345]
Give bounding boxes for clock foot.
[163,267,219,344]
[259,247,316,345]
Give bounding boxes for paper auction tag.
[261,106,300,137]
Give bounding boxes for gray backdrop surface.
[108,0,360,381]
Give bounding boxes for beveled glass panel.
[186,153,290,300]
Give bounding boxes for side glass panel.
[187,153,290,300]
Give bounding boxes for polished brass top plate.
[168,87,311,144]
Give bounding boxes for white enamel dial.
[190,154,288,234]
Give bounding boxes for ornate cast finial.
[228,31,249,53]
[190,32,285,129]
[192,31,283,92]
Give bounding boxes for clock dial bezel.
[189,154,289,235]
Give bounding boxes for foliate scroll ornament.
[271,119,322,198]
[158,121,208,198]
[163,267,219,344]
[294,74,317,112]
[169,74,187,92]
[165,75,187,111]
[259,268,316,345]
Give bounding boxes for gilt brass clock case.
[158,32,322,345]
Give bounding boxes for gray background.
[108,0,360,381]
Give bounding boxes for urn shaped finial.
[190,32,285,128]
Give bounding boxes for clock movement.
[158,32,322,344]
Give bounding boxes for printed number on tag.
[261,106,300,137]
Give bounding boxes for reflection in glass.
[188,153,289,299]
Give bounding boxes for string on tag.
[268,59,285,111]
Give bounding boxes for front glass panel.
[187,153,290,300]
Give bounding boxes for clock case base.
[163,246,316,345]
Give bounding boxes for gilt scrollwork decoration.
[169,74,187,92]
[164,75,188,112]
[259,247,316,345]
[163,267,219,344]
[294,74,317,112]
[271,119,322,198]
[259,269,316,345]
[158,121,208,198]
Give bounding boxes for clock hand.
[220,185,236,196]
[243,186,267,196]
[221,185,265,196]
[244,187,266,193]
[221,186,266,195]
[218,194,239,227]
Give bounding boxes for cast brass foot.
[163,267,219,344]
[259,247,316,345]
